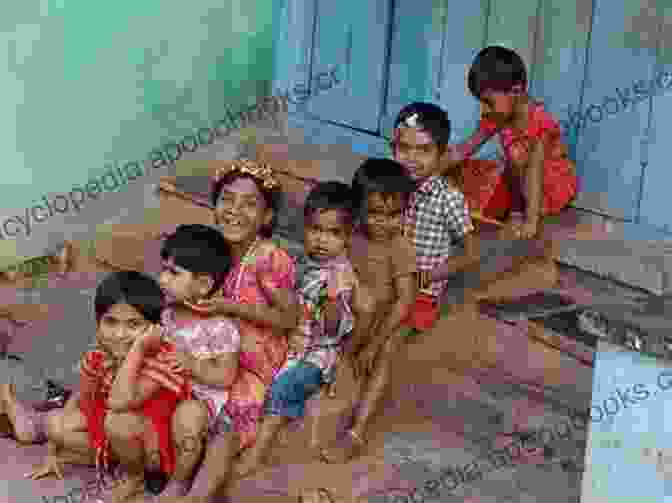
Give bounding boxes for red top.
[79,343,191,474]
[460,101,577,215]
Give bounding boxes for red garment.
[401,294,440,332]
[79,344,191,474]
[462,102,577,216]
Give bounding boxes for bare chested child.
[320,158,418,463]
[233,181,358,478]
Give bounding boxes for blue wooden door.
[638,3,672,233]
[477,0,541,159]
[435,0,491,145]
[379,0,448,140]
[530,0,592,158]
[274,0,390,133]
[571,0,653,220]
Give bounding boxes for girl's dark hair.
[303,181,354,226]
[160,224,232,296]
[94,271,164,324]
[393,102,451,148]
[467,46,527,99]
[210,173,280,238]
[351,158,416,220]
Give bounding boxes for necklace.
[231,237,262,303]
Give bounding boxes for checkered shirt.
[402,176,474,298]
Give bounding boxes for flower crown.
[211,158,280,192]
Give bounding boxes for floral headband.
[211,158,280,192]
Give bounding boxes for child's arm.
[218,286,299,331]
[200,248,300,332]
[429,231,480,283]
[516,139,544,239]
[188,351,239,389]
[381,274,416,337]
[439,123,499,176]
[107,326,162,412]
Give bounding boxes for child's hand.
[515,220,539,240]
[288,333,309,355]
[133,324,163,355]
[417,271,432,291]
[163,351,195,376]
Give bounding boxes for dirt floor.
[1,181,660,503]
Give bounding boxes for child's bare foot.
[233,448,263,479]
[110,473,145,503]
[319,430,365,464]
[298,488,340,502]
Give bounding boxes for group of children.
[0,45,578,503]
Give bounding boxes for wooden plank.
[272,0,316,104]
[379,0,448,138]
[571,0,653,219]
[302,0,391,132]
[638,0,672,232]
[485,0,542,87]
[531,0,592,155]
[436,0,491,145]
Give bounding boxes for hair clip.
[404,113,420,128]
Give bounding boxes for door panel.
[530,0,592,157]
[304,0,390,132]
[572,0,653,219]
[471,0,540,158]
[380,0,447,139]
[638,0,672,232]
[436,0,491,144]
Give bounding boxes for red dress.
[460,101,577,218]
[78,344,191,475]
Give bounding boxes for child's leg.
[49,408,97,464]
[104,411,150,502]
[159,399,210,500]
[351,283,376,353]
[184,432,240,503]
[321,333,401,463]
[0,383,49,444]
[235,361,323,478]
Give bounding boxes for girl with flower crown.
[157,160,300,503]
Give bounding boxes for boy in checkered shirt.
[391,102,480,335]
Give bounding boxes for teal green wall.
[2,0,275,209]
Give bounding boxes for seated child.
[233,181,357,477]
[390,102,480,332]
[447,45,578,239]
[0,271,191,502]
[148,224,255,503]
[320,158,418,463]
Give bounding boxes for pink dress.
[219,240,294,387]
[162,309,269,449]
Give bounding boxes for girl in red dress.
[0,271,191,502]
[447,45,578,239]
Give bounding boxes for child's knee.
[104,411,145,441]
[354,284,376,318]
[172,399,209,438]
[41,411,64,445]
